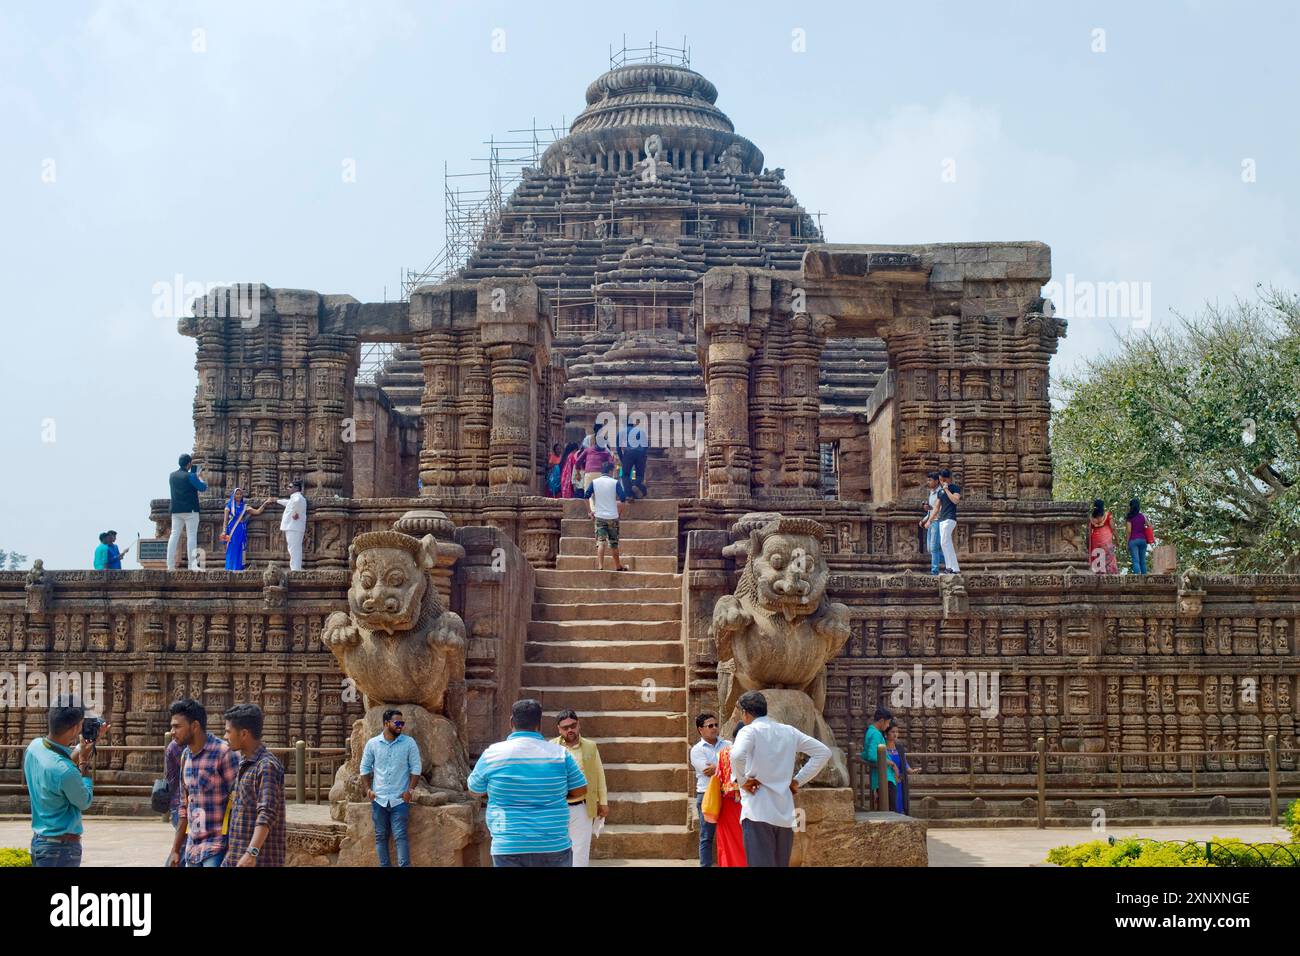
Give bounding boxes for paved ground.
[2,815,1290,866]
[927,824,1293,866]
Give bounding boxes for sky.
[2,0,1297,569]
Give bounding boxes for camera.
[81,717,105,743]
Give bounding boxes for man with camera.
[167,453,208,571]
[23,703,106,867]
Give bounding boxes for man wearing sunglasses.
[689,712,724,866]
[360,709,422,867]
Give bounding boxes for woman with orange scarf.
[701,723,748,866]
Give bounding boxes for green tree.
[1052,289,1300,573]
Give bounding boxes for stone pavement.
[926,824,1293,866]
[3,813,1290,867]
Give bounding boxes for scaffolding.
[401,121,563,299]
[609,33,690,69]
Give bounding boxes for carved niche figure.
[716,142,746,175]
[597,297,617,332]
[520,215,537,240]
[560,140,597,175]
[635,134,671,183]
[710,515,851,785]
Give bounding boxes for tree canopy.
[1052,288,1300,573]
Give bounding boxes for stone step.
[590,824,697,861]
[535,569,680,589]
[560,518,677,538]
[527,620,681,642]
[542,710,688,738]
[521,660,685,685]
[559,536,677,557]
[587,735,690,764]
[555,554,678,573]
[523,684,686,712]
[606,791,689,826]
[531,601,681,622]
[526,640,683,664]
[603,762,691,792]
[562,498,678,520]
[534,586,680,606]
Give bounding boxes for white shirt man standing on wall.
[272,480,308,572]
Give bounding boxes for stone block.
[791,788,928,866]
[336,799,483,867]
[954,246,989,263]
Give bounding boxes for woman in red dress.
[1088,499,1118,574]
[712,724,748,867]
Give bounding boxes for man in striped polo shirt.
[468,698,587,867]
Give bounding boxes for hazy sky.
[3,0,1297,569]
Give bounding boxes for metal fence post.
[1267,734,1279,826]
[876,744,889,812]
[1036,737,1047,829]
[295,740,306,805]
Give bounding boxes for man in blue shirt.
[359,708,422,867]
[467,699,587,867]
[23,703,102,867]
[93,530,129,570]
[616,420,649,500]
[860,705,898,810]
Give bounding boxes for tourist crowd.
[22,699,286,868]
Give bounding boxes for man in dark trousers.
[728,691,831,867]
[617,418,649,500]
[167,453,207,570]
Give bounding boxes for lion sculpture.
[711,515,851,785]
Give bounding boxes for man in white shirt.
[588,462,627,572]
[689,712,724,867]
[728,690,831,867]
[275,480,308,571]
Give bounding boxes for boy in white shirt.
[587,463,627,572]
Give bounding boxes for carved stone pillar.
[696,268,758,499]
[478,278,550,496]
[411,282,479,496]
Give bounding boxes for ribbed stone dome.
[541,64,763,175]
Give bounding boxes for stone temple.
[2,56,1298,865]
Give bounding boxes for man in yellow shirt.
[553,710,608,867]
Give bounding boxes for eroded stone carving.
[323,521,470,798]
[711,514,851,785]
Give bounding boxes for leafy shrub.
[1048,836,1300,867]
[0,848,32,867]
[1284,799,1300,842]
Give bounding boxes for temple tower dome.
[541,63,763,175]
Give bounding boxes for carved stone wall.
[801,244,1062,502]
[694,268,830,500]
[0,529,534,783]
[685,532,1300,815]
[183,287,360,504]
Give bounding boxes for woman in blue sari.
[222,488,269,571]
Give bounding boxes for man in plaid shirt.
[166,698,239,868]
[221,703,286,867]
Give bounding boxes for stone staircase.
[522,497,696,862]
